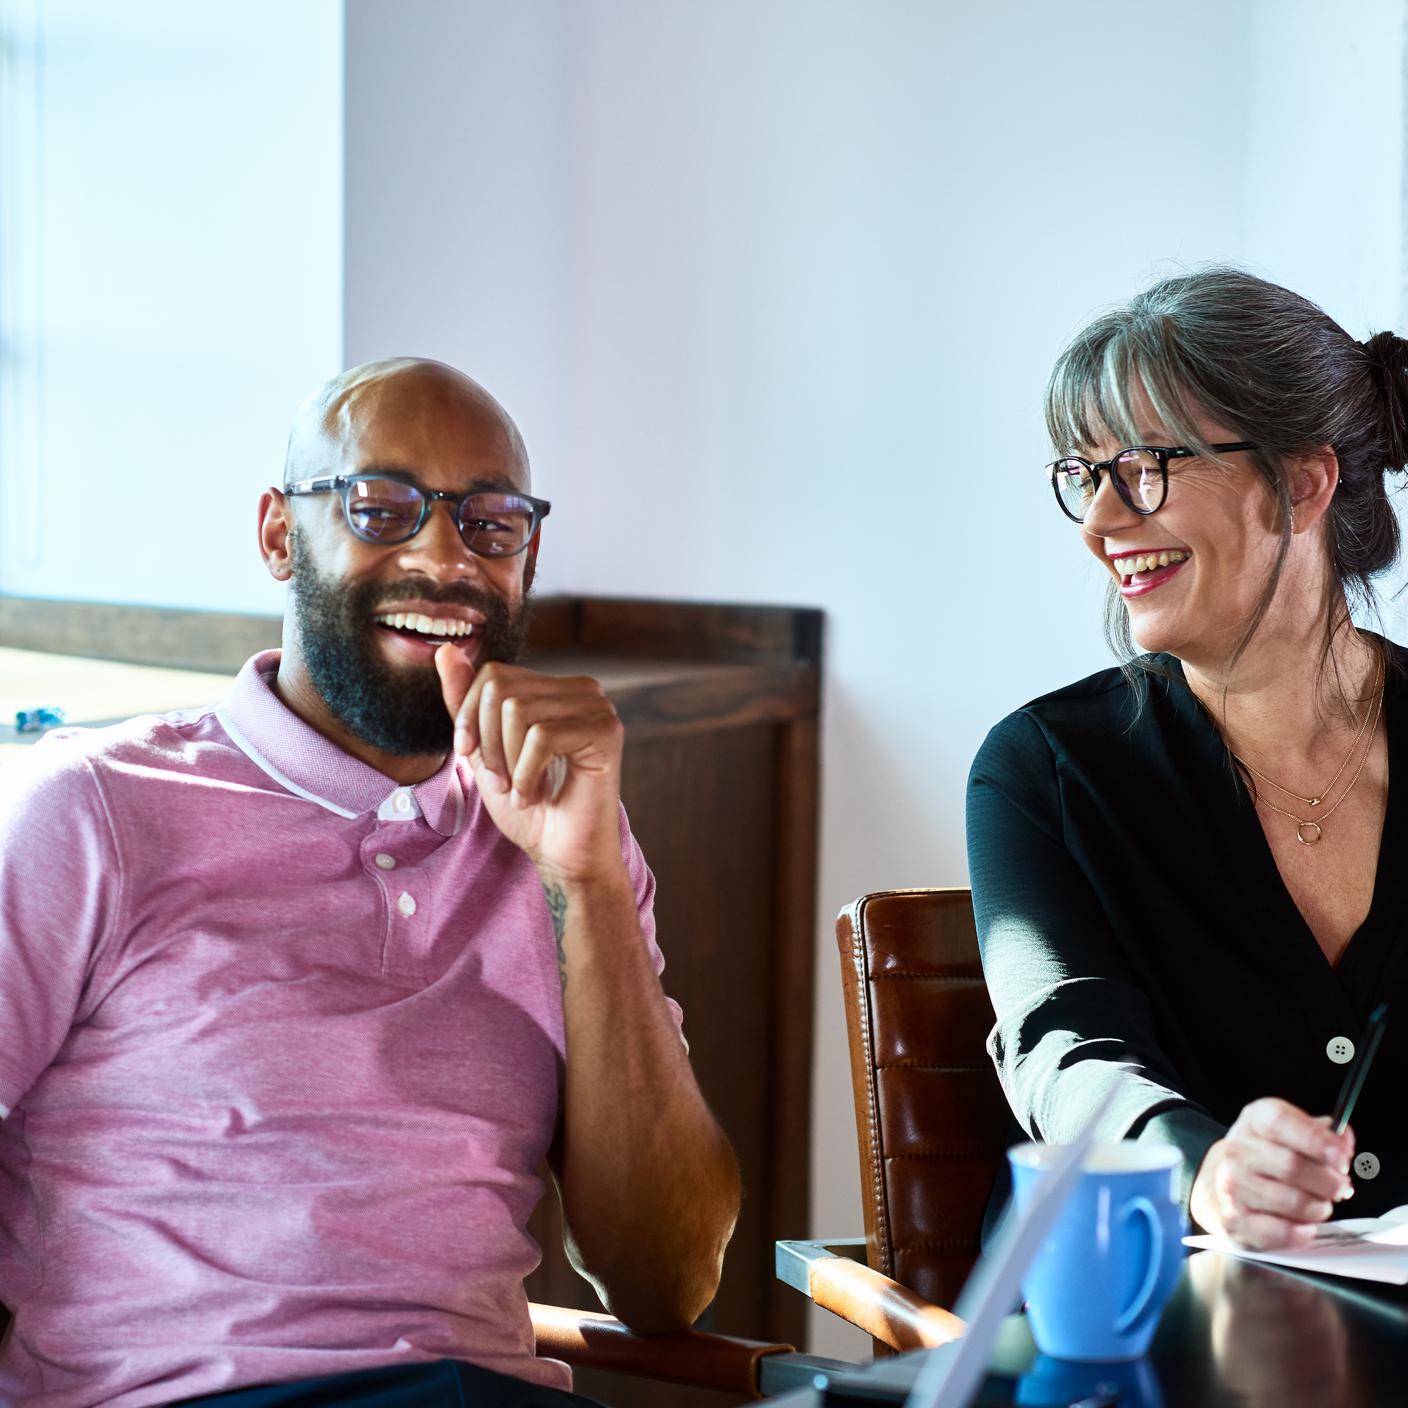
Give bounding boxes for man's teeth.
[373,611,476,638]
[1112,549,1189,577]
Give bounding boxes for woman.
[968,268,1408,1250]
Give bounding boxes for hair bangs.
[1046,316,1240,469]
[1045,323,1145,454]
[1124,321,1234,464]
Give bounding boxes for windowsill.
[0,647,236,755]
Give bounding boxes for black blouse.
[967,642,1408,1215]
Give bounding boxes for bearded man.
[0,360,740,1408]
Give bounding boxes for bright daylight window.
[0,0,43,590]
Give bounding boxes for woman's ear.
[1288,446,1339,533]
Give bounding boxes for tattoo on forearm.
[543,882,569,991]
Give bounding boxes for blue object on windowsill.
[15,707,67,733]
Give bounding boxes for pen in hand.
[1331,1002,1388,1136]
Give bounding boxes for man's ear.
[1288,446,1339,534]
[522,528,542,594]
[259,488,295,581]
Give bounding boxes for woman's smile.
[1108,547,1192,597]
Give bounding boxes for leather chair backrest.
[836,887,1009,1311]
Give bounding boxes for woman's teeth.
[1112,549,1188,577]
[373,611,475,638]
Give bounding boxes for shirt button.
[1354,1152,1381,1180]
[374,853,397,871]
[393,791,412,815]
[1327,1036,1356,1065]
[397,892,417,918]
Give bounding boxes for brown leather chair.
[777,887,1010,1354]
[839,887,1011,1311]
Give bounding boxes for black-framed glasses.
[285,473,552,557]
[1045,443,1257,523]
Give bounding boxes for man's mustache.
[366,579,509,618]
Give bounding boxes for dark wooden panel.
[523,653,820,741]
[572,598,822,666]
[764,713,820,1335]
[0,596,280,672]
[527,595,821,665]
[527,726,779,1313]
[628,726,777,1333]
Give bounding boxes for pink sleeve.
[617,804,684,1032]
[0,738,122,1114]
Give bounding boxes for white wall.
[1247,0,1406,334]
[343,0,571,591]
[341,0,1281,1355]
[0,0,344,612]
[1245,0,1408,636]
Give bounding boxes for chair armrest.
[775,1238,966,1353]
[529,1302,796,1397]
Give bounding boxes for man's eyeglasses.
[284,474,552,558]
[1046,443,1257,524]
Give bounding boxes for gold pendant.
[1297,820,1323,845]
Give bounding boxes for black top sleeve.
[967,707,1224,1204]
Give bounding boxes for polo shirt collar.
[217,650,465,837]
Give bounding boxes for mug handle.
[1114,1195,1163,1333]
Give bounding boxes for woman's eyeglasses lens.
[1051,449,1166,521]
[345,477,538,556]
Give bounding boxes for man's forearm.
[545,867,741,1331]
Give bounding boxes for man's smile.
[369,596,491,664]
[372,616,482,666]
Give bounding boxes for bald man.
[0,360,740,1408]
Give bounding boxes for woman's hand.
[1190,1098,1354,1249]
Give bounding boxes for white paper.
[1185,1205,1408,1285]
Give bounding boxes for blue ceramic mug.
[1009,1140,1186,1361]
[1015,1352,1164,1408]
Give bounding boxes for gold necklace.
[1231,661,1385,845]
[1235,660,1380,807]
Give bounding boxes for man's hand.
[436,645,624,884]
[437,642,740,1329]
[1190,1097,1354,1249]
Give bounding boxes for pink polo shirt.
[0,651,674,1408]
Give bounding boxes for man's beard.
[289,533,532,756]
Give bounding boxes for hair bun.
[1361,329,1408,361]
[1361,331,1408,471]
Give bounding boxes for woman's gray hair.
[1046,267,1408,695]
